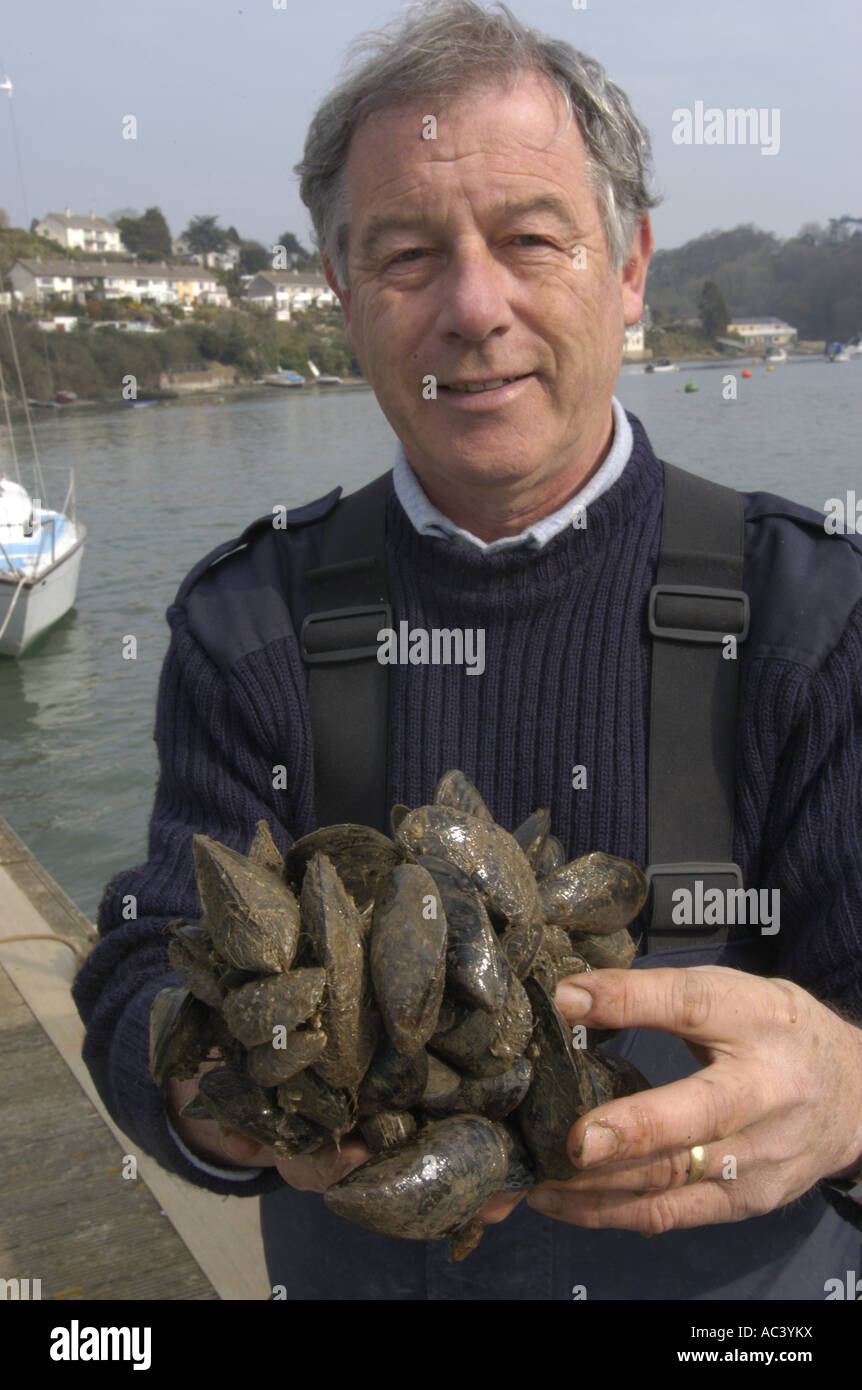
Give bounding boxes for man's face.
[324,72,651,513]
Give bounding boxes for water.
[1,361,859,920]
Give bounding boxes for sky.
[0,0,858,255]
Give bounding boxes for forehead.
[343,70,591,211]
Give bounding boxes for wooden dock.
[0,815,270,1301]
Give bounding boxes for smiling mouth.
[442,374,532,393]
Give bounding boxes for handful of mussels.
[150,770,650,1260]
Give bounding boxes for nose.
[434,239,516,342]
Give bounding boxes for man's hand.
[166,1064,371,1192]
[519,966,862,1234]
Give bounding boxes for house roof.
[728,317,792,328]
[13,259,221,283]
[40,212,118,233]
[250,269,330,288]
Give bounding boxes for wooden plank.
[0,968,217,1300]
[0,852,271,1301]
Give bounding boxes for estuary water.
[1,357,859,920]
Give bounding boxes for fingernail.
[576,1122,621,1167]
[527,1189,561,1216]
[220,1130,260,1161]
[555,983,593,1017]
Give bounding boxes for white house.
[35,209,126,255]
[244,270,336,318]
[8,259,228,308]
[726,318,798,348]
[623,322,646,359]
[172,237,240,271]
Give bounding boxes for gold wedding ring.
[685,1144,708,1185]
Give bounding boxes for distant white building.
[244,269,336,318]
[623,322,646,359]
[35,209,126,255]
[726,317,798,348]
[172,237,240,271]
[8,259,228,308]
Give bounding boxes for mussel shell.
[221,968,325,1048]
[193,834,301,973]
[500,920,545,980]
[284,825,402,911]
[358,1038,429,1116]
[395,805,541,929]
[591,1048,651,1103]
[149,986,221,1088]
[418,855,510,1013]
[516,977,597,1180]
[449,1054,533,1120]
[167,935,225,1010]
[360,1109,417,1153]
[324,1115,511,1241]
[420,1054,462,1113]
[433,769,495,823]
[274,1110,333,1159]
[511,808,551,870]
[498,1119,539,1192]
[247,819,285,874]
[277,1070,356,1142]
[540,852,648,935]
[302,852,378,1088]
[430,974,532,1079]
[195,1067,284,1147]
[573,926,638,971]
[535,834,567,879]
[246,1028,327,1086]
[370,863,447,1054]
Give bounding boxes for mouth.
[440,373,532,394]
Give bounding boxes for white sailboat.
[306,358,343,386]
[0,314,86,656]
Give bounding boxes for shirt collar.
[392,396,633,552]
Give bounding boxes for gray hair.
[294,0,661,288]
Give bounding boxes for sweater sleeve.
[71,599,315,1197]
[737,597,862,1230]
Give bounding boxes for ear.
[322,254,355,350]
[621,215,653,326]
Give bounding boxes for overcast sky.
[0,0,858,254]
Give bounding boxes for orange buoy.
[742,369,753,378]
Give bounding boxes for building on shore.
[34,209,126,255]
[244,269,337,319]
[725,317,798,348]
[8,259,229,308]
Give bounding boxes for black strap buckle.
[646,861,744,935]
[300,604,392,664]
[648,584,749,644]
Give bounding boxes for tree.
[183,215,229,255]
[698,279,729,339]
[116,206,172,260]
[277,231,311,260]
[238,240,270,275]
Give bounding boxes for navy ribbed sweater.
[72,413,862,1226]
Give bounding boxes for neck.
[407,410,616,543]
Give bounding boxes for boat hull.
[0,538,85,656]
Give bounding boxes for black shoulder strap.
[298,471,392,831]
[645,462,749,951]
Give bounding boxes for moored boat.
[0,474,86,656]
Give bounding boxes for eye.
[512,235,554,246]
[388,248,426,264]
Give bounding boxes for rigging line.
[3,309,46,503]
[0,351,22,482]
[0,60,30,229]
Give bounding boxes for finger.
[526,1173,741,1233]
[476,1191,527,1224]
[555,966,800,1049]
[275,1138,371,1189]
[558,1136,748,1192]
[565,1061,767,1169]
[219,1129,270,1164]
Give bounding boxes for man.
[73,0,862,1300]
